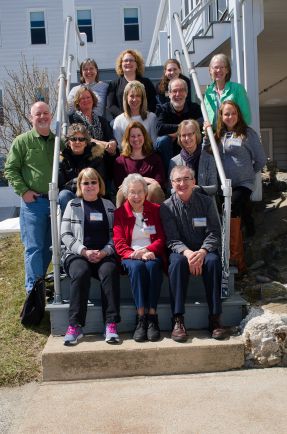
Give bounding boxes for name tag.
[225,137,242,147]
[143,225,157,235]
[90,212,103,221]
[193,217,207,227]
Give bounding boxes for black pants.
[65,255,121,327]
[219,186,254,234]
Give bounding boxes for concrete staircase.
[44,270,247,381]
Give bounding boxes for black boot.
[133,315,147,342]
[147,314,160,341]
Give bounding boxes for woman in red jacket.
[113,174,165,342]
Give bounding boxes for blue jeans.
[58,189,75,215]
[168,252,222,316]
[155,135,175,175]
[121,258,163,310]
[20,198,52,293]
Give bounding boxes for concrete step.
[42,332,245,382]
[47,293,247,336]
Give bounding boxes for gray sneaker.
[64,325,84,346]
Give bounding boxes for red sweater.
[113,199,166,260]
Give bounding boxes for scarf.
[74,110,104,140]
[180,146,201,182]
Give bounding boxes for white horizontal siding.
[0,0,160,83]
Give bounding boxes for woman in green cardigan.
[204,53,251,129]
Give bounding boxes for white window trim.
[28,8,48,46]
[260,128,273,160]
[76,8,94,43]
[122,6,141,43]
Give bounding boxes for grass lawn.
[0,234,50,387]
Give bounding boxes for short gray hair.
[121,174,148,198]
[170,165,195,181]
[168,78,188,93]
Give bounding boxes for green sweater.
[204,81,251,128]
[5,128,57,196]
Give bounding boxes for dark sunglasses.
[81,180,98,186]
[69,137,86,142]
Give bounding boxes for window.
[124,8,139,41]
[77,10,93,42]
[30,11,46,44]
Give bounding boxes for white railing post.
[173,11,232,297]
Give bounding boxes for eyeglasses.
[81,180,98,186]
[122,58,136,63]
[69,137,86,142]
[171,176,194,185]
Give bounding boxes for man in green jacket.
[5,101,55,293]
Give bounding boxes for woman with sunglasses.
[61,167,121,346]
[58,123,110,213]
[67,58,108,117]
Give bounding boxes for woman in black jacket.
[59,123,112,212]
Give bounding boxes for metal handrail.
[173,11,232,297]
[49,15,85,303]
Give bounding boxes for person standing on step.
[203,100,266,271]
[61,168,121,345]
[160,165,226,342]
[5,101,57,295]
[113,174,165,342]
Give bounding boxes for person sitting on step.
[160,165,227,342]
[113,174,166,343]
[61,168,121,346]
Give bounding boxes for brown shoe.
[209,315,227,340]
[171,315,188,342]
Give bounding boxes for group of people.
[4,49,266,347]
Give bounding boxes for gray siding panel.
[260,106,287,169]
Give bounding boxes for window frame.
[123,7,141,42]
[76,8,94,43]
[29,9,47,45]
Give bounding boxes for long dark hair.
[215,100,247,140]
[158,58,182,94]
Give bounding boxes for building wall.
[260,106,287,170]
[0,0,160,84]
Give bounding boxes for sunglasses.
[69,137,86,142]
[81,180,98,186]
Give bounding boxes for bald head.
[30,101,52,135]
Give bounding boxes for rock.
[241,306,287,368]
[261,281,287,301]
[249,260,265,271]
[256,275,272,283]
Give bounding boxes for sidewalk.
[1,368,286,434]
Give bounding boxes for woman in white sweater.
[113,81,157,150]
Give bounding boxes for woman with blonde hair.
[168,119,217,192]
[61,168,121,345]
[107,49,156,118]
[114,121,165,207]
[113,80,157,148]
